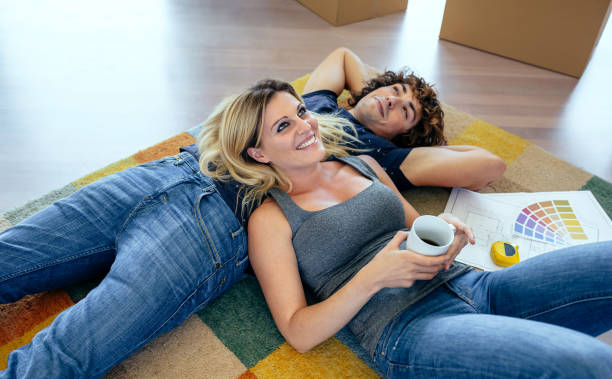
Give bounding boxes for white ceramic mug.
[400,215,456,256]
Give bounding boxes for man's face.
[350,83,423,140]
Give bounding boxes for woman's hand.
[437,213,476,270]
[360,231,449,291]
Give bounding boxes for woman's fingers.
[405,250,447,267]
[388,230,410,250]
[457,224,476,244]
[436,234,468,270]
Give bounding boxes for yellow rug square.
[290,74,311,95]
[441,104,478,142]
[251,339,377,379]
[449,120,531,165]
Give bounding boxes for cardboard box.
[439,0,612,77]
[296,0,408,26]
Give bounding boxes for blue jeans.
[373,241,612,378]
[0,153,248,378]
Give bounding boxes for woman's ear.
[246,147,269,164]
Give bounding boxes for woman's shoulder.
[248,197,288,230]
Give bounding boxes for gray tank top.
[268,155,471,356]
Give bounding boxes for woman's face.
[247,91,325,171]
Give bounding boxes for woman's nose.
[297,118,311,134]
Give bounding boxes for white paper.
[443,189,612,271]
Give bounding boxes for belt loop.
[181,153,200,174]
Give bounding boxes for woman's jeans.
[0,152,248,378]
[374,241,612,378]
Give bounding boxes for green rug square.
[197,275,284,368]
[581,176,612,219]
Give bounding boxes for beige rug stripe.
[441,104,477,142]
[105,316,246,379]
[403,187,451,216]
[503,145,592,192]
[479,176,531,194]
[0,215,10,233]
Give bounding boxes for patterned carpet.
[1,74,611,378]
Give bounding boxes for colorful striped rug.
[1,75,611,378]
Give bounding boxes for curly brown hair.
[349,70,445,147]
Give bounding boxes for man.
[302,47,506,191]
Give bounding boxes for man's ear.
[246,147,269,164]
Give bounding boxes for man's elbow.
[487,154,507,182]
[466,154,506,191]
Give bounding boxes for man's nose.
[385,96,398,108]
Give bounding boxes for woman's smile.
[297,135,317,150]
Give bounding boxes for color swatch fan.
[513,200,588,246]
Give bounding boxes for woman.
[0,80,371,378]
[205,79,612,378]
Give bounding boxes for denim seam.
[229,226,246,265]
[230,225,244,238]
[115,176,204,243]
[521,292,612,320]
[235,250,249,267]
[0,245,114,282]
[444,281,482,314]
[180,153,200,174]
[194,192,222,266]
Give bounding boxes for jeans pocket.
[131,192,168,216]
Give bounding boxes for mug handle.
[448,223,456,234]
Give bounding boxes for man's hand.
[303,47,369,96]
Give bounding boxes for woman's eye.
[298,106,307,117]
[403,107,408,119]
[277,121,289,132]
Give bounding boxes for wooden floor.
[1,0,611,213]
[1,0,611,345]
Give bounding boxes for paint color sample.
[513,200,588,244]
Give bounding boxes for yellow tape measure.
[490,241,520,267]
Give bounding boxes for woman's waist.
[312,229,406,299]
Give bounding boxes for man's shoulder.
[303,90,339,114]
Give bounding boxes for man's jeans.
[0,153,248,378]
[374,241,612,378]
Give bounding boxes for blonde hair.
[198,79,361,216]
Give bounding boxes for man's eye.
[403,107,408,119]
[393,86,399,94]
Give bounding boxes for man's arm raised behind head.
[303,47,370,96]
